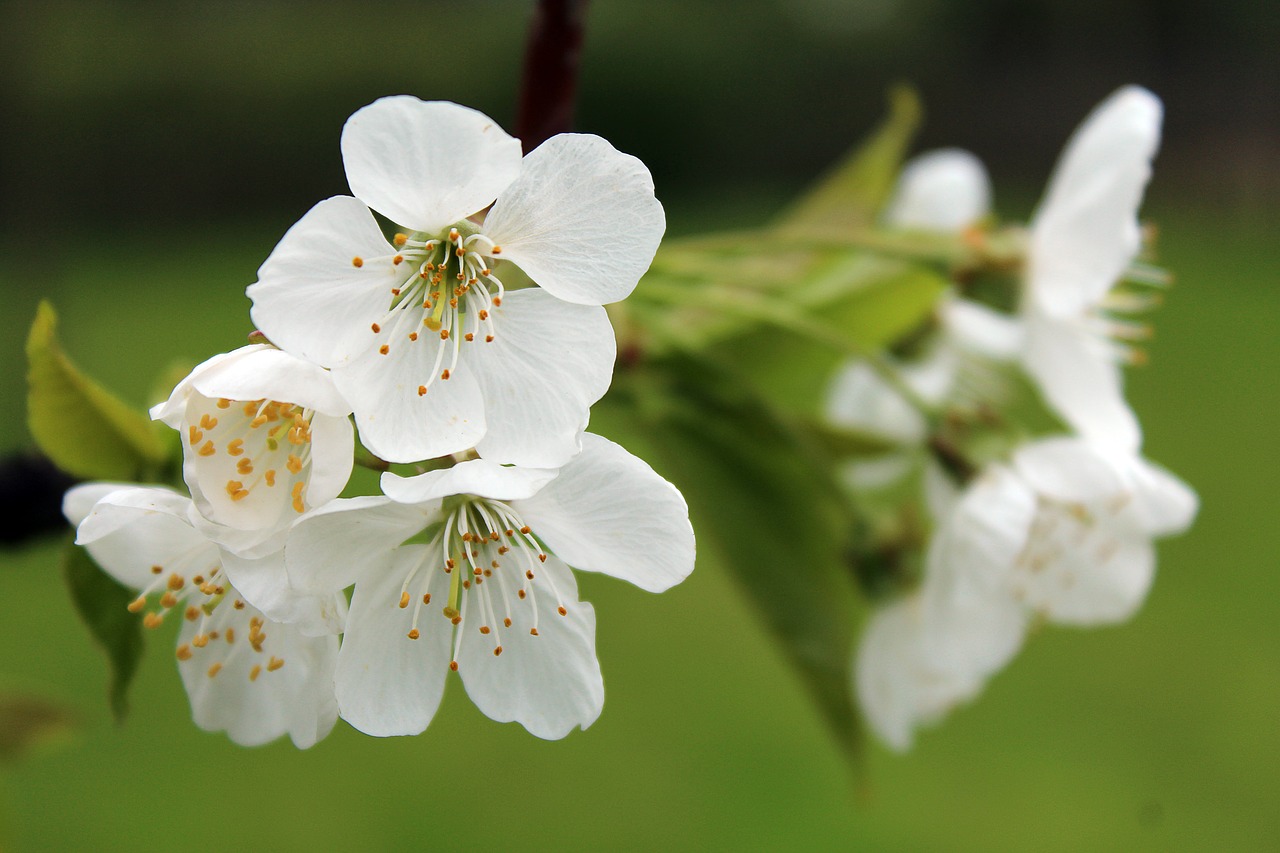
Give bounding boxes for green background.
[1,1,1275,849]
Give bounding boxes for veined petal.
[248,196,400,368]
[1028,86,1162,317]
[517,433,695,593]
[219,548,347,637]
[380,459,558,505]
[341,96,522,233]
[470,289,616,467]
[884,148,991,233]
[456,555,603,739]
[285,496,435,595]
[179,595,339,749]
[74,486,218,589]
[189,346,352,417]
[483,133,665,305]
[335,550,452,736]
[62,482,136,527]
[332,329,486,464]
[1022,312,1142,453]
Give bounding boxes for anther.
[352,256,364,268]
[371,323,381,333]
[440,329,450,340]
[160,592,178,609]
[399,592,410,609]
[249,665,262,682]
[464,333,474,342]
[144,613,164,629]
[227,439,245,456]
[418,385,427,396]
[200,414,218,430]
[491,246,502,255]
[494,646,503,657]
[207,663,222,678]
[151,565,163,574]
[408,332,418,341]
[503,618,512,628]
[518,590,527,600]
[479,626,491,635]
[423,593,431,604]
[167,573,185,591]
[557,606,568,617]
[185,606,200,621]
[192,634,209,648]
[198,441,216,457]
[127,596,147,613]
[379,344,390,355]
[407,629,420,640]
[225,628,235,643]
[233,599,245,610]
[530,628,539,636]
[393,233,408,247]
[267,657,284,672]
[441,369,451,380]
[176,644,193,661]
[189,426,203,445]
[265,469,276,487]
[216,398,231,409]
[450,661,459,672]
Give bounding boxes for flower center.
[127,561,287,682]
[187,396,316,521]
[394,497,569,670]
[355,225,506,397]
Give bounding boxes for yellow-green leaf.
[775,85,923,237]
[26,301,170,480]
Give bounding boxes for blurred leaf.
[0,692,78,763]
[711,263,947,417]
[26,301,170,481]
[595,354,865,766]
[774,85,922,237]
[61,538,145,722]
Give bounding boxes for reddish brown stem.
[515,0,589,153]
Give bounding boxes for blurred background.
[0,0,1276,849]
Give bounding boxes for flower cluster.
[828,86,1198,749]
[64,97,694,747]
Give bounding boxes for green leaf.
[27,301,171,481]
[61,538,145,722]
[661,260,947,419]
[774,85,923,237]
[595,355,866,765]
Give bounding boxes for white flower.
[883,148,991,233]
[855,434,1196,749]
[64,483,345,748]
[151,345,354,558]
[285,433,695,739]
[855,467,1029,750]
[1021,86,1163,451]
[247,96,665,467]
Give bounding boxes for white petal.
[471,289,617,467]
[62,482,136,527]
[940,297,1023,361]
[74,487,217,590]
[305,413,356,507]
[1012,436,1127,505]
[824,360,926,444]
[188,346,352,417]
[516,433,695,593]
[334,550,452,736]
[1022,312,1142,453]
[456,555,603,739]
[380,459,558,505]
[150,350,239,428]
[883,149,991,232]
[1118,454,1199,537]
[179,595,339,749]
[1029,86,1162,317]
[483,134,665,305]
[1015,528,1155,626]
[285,496,435,595]
[248,196,401,368]
[840,452,916,493]
[935,464,1038,595]
[341,97,522,232]
[219,548,348,636]
[854,596,983,752]
[332,329,486,464]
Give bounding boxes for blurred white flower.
[64,484,344,748]
[285,434,695,740]
[883,148,991,233]
[151,345,354,558]
[248,96,665,467]
[1021,86,1163,452]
